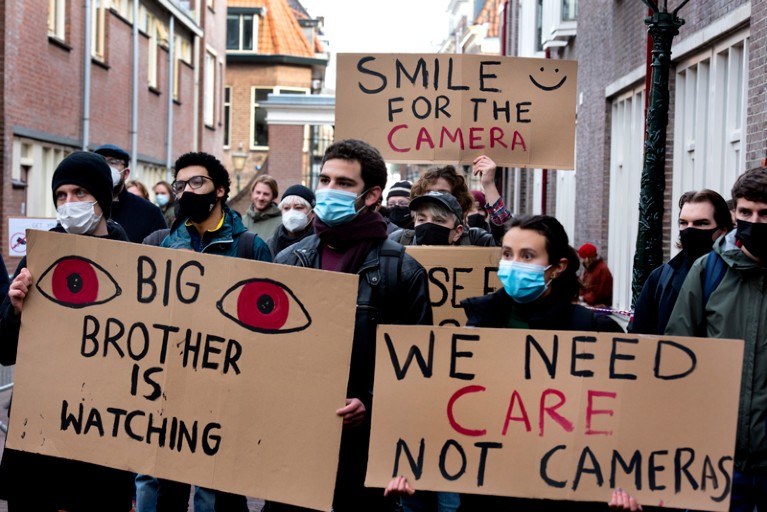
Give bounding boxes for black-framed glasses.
[172,175,213,194]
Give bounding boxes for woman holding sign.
[457,215,623,510]
[461,215,622,333]
[385,216,625,510]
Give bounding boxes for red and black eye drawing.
[217,278,311,334]
[36,256,121,308]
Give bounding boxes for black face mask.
[178,190,218,223]
[415,223,453,246]
[467,213,488,231]
[680,227,719,262]
[736,219,767,261]
[388,206,412,228]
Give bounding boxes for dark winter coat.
[111,187,168,243]
[161,205,271,261]
[0,220,134,511]
[629,252,691,335]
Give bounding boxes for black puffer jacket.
[275,235,433,409]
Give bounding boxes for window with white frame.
[227,13,258,52]
[204,50,216,127]
[562,0,577,21]
[48,0,66,40]
[251,87,308,149]
[541,0,577,48]
[26,144,71,218]
[671,29,749,247]
[223,87,232,148]
[111,0,133,22]
[147,13,158,88]
[91,0,106,60]
[607,86,645,312]
[172,34,192,101]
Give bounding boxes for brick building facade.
[223,0,326,215]
[501,0,764,310]
[0,0,227,267]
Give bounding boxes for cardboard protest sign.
[7,230,359,511]
[368,325,743,511]
[405,247,501,326]
[335,53,577,168]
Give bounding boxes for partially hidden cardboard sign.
[7,217,57,257]
[405,246,501,326]
[368,325,743,511]
[335,53,577,168]
[8,230,359,511]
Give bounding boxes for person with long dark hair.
[385,215,623,511]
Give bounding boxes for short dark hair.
[173,152,231,202]
[412,165,474,221]
[679,188,733,231]
[509,215,580,300]
[321,139,387,191]
[732,167,767,206]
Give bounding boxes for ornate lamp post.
[631,0,689,306]
[231,148,247,194]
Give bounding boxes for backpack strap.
[379,239,404,285]
[701,251,726,304]
[237,231,256,259]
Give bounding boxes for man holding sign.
[273,139,432,512]
[0,152,134,510]
[155,151,272,511]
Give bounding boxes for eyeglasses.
[105,157,126,168]
[172,175,213,194]
[387,200,410,207]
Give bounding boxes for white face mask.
[282,209,310,232]
[110,166,123,188]
[57,201,103,234]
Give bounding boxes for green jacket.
[243,203,282,240]
[666,230,767,471]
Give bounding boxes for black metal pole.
[631,0,688,307]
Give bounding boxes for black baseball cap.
[409,191,463,224]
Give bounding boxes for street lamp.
[231,150,247,194]
[631,0,689,307]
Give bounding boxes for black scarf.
[314,212,388,273]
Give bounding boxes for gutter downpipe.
[166,16,175,178]
[541,46,551,215]
[130,0,139,171]
[192,35,201,151]
[82,0,92,150]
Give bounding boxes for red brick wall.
[568,0,754,258]
[1,2,226,259]
[267,124,305,199]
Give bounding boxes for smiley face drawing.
[529,66,568,91]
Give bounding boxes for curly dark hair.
[411,165,474,221]
[509,215,580,300]
[732,167,767,206]
[174,152,231,202]
[322,139,388,191]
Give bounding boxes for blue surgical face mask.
[497,260,552,304]
[314,188,366,227]
[155,193,170,207]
